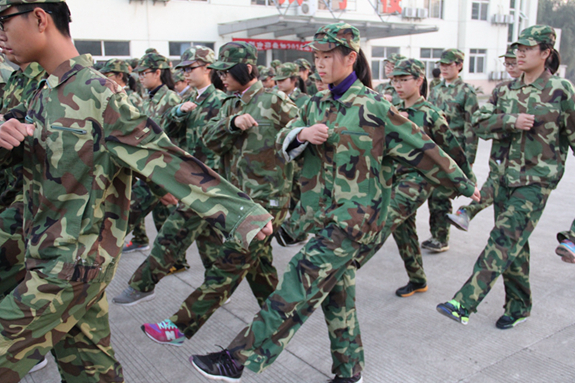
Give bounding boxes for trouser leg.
[0,200,24,298]
[459,175,496,220]
[557,218,575,243]
[427,190,451,243]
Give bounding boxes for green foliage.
[538,0,575,82]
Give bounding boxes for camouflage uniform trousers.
[458,173,497,220]
[557,218,575,244]
[452,183,552,317]
[0,270,123,383]
[129,180,176,249]
[128,203,220,293]
[0,200,24,299]
[356,176,434,285]
[228,224,371,378]
[169,207,288,339]
[281,157,308,242]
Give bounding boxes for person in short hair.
[172,69,194,99]
[429,67,441,89]
[374,52,406,105]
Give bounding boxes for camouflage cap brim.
[273,75,289,81]
[437,58,456,64]
[389,69,412,77]
[305,41,339,52]
[208,61,237,71]
[510,38,539,49]
[175,60,197,69]
[499,53,516,58]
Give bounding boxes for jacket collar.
[440,76,463,88]
[46,54,94,89]
[399,96,426,111]
[320,78,364,108]
[511,69,551,91]
[196,83,216,106]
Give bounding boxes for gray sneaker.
[446,208,470,231]
[421,238,449,252]
[112,287,155,306]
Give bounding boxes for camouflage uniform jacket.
[396,96,476,185]
[165,84,226,170]
[179,85,196,101]
[278,79,476,245]
[429,78,442,90]
[203,80,298,210]
[125,87,144,112]
[143,84,181,139]
[473,70,575,189]
[289,87,310,109]
[428,77,479,165]
[305,78,318,96]
[0,55,271,282]
[0,62,46,207]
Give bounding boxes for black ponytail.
[420,76,428,99]
[540,43,560,75]
[335,46,372,89]
[126,74,138,93]
[160,68,175,90]
[292,76,307,94]
[210,69,225,91]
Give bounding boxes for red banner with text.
[232,38,312,52]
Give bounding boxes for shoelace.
[208,346,242,375]
[157,320,178,330]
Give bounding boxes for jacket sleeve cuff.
[282,127,309,162]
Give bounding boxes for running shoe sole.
[446,213,469,231]
[436,304,468,325]
[190,356,241,382]
[396,285,428,298]
[141,325,184,347]
[496,317,527,330]
[112,291,155,306]
[556,245,575,263]
[122,245,150,253]
[421,243,449,252]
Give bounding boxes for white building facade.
[67,0,540,94]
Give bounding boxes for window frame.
[419,47,443,79]
[74,40,131,58]
[468,48,487,74]
[471,0,489,21]
[370,46,400,81]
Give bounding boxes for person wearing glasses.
[172,69,194,100]
[437,25,575,330]
[353,58,475,299]
[100,58,143,112]
[190,23,479,383]
[113,46,228,308]
[0,1,274,381]
[423,48,479,253]
[374,52,406,106]
[130,41,298,349]
[447,47,522,232]
[123,52,182,254]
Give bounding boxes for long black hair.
[419,76,428,99]
[210,70,225,91]
[289,76,307,94]
[159,68,175,90]
[539,42,560,75]
[228,64,259,86]
[335,46,372,89]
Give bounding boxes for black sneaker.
[122,240,150,253]
[274,227,302,247]
[190,349,243,382]
[421,238,449,253]
[495,314,527,330]
[395,281,428,297]
[329,374,363,383]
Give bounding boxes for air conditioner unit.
[504,14,515,24]
[402,7,417,18]
[416,8,429,19]
[297,0,317,16]
[491,14,506,24]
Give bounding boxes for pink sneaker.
[141,319,185,346]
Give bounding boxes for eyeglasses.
[513,46,537,55]
[183,65,205,73]
[217,71,229,79]
[138,70,155,78]
[391,77,415,85]
[503,62,517,68]
[0,9,34,31]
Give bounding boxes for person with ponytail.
[353,58,475,298]
[124,52,182,253]
[190,23,479,383]
[100,58,143,112]
[437,25,575,330]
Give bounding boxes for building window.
[371,46,400,81]
[75,40,130,57]
[424,0,443,19]
[471,0,489,20]
[319,0,356,11]
[469,49,487,73]
[251,0,272,5]
[169,41,215,57]
[420,48,443,78]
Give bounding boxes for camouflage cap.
[270,60,282,70]
[437,48,464,64]
[294,58,312,70]
[306,23,360,53]
[258,66,275,80]
[135,52,171,72]
[100,59,130,75]
[145,48,159,54]
[383,53,407,65]
[511,25,556,48]
[0,0,65,13]
[390,58,425,79]
[208,42,257,71]
[499,46,516,59]
[172,70,185,83]
[175,46,216,68]
[273,62,298,81]
[310,71,322,82]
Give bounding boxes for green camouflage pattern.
[306,76,319,95]
[512,24,556,48]
[100,58,130,75]
[270,59,282,70]
[208,42,257,71]
[125,88,144,112]
[145,47,159,54]
[135,52,171,72]
[258,66,275,80]
[273,62,298,81]
[499,47,517,59]
[453,184,552,317]
[175,45,216,68]
[437,48,464,64]
[0,0,64,12]
[306,22,360,53]
[390,58,425,78]
[374,81,401,106]
[172,69,185,83]
[0,200,24,299]
[288,86,310,109]
[473,70,575,189]
[429,77,441,89]
[294,58,312,70]
[557,218,575,244]
[384,53,407,65]
[142,83,181,128]
[203,80,299,211]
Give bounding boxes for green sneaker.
[436,299,469,325]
